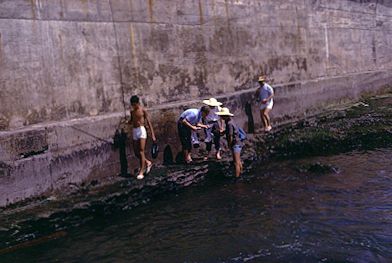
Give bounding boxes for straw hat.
[202,98,223,107]
[216,107,234,117]
[258,76,265,82]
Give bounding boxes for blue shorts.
[232,145,242,154]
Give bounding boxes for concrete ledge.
[1,70,392,207]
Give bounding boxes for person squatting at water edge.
[129,95,157,180]
[216,107,243,177]
[202,98,225,161]
[256,76,274,132]
[178,106,210,164]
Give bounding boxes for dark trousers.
[205,122,221,152]
[177,122,192,151]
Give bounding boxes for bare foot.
[216,151,222,160]
[145,161,153,174]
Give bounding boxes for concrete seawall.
[1,0,392,207]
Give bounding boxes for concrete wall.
[1,0,392,206]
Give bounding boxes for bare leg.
[260,109,267,129]
[184,149,192,163]
[213,128,222,160]
[233,151,242,177]
[264,108,272,129]
[133,140,143,178]
[138,138,151,175]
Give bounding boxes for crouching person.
[216,108,243,177]
[178,106,210,164]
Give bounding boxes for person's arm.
[127,110,133,125]
[227,124,233,147]
[219,118,225,133]
[196,122,209,129]
[144,110,156,142]
[196,114,209,129]
[262,86,274,104]
[181,118,200,131]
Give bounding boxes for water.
[2,148,392,262]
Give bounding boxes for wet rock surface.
[0,92,391,253]
[255,93,392,161]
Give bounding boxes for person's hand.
[262,99,268,104]
[152,137,157,142]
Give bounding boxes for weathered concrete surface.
[1,0,392,206]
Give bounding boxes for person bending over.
[177,106,210,164]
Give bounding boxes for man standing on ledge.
[256,76,274,132]
[178,106,210,164]
[129,95,156,180]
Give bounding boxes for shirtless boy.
[129,95,156,180]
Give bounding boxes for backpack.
[238,127,247,141]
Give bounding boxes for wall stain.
[372,34,377,65]
[198,0,204,25]
[150,28,170,52]
[30,0,36,19]
[129,24,138,67]
[148,0,154,22]
[0,33,2,63]
[59,0,64,19]
[0,114,9,130]
[224,0,232,32]
[80,0,89,18]
[128,23,140,91]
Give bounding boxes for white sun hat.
[202,98,223,107]
[216,107,234,117]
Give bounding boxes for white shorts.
[260,100,274,110]
[133,126,147,140]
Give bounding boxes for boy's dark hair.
[130,95,140,104]
[200,105,210,114]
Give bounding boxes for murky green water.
[2,148,392,262]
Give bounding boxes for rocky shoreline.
[1,92,391,252]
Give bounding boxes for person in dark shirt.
[216,107,243,177]
[202,98,224,160]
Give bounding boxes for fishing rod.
[69,125,114,145]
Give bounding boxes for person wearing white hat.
[256,76,274,132]
[202,98,224,160]
[216,107,243,177]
